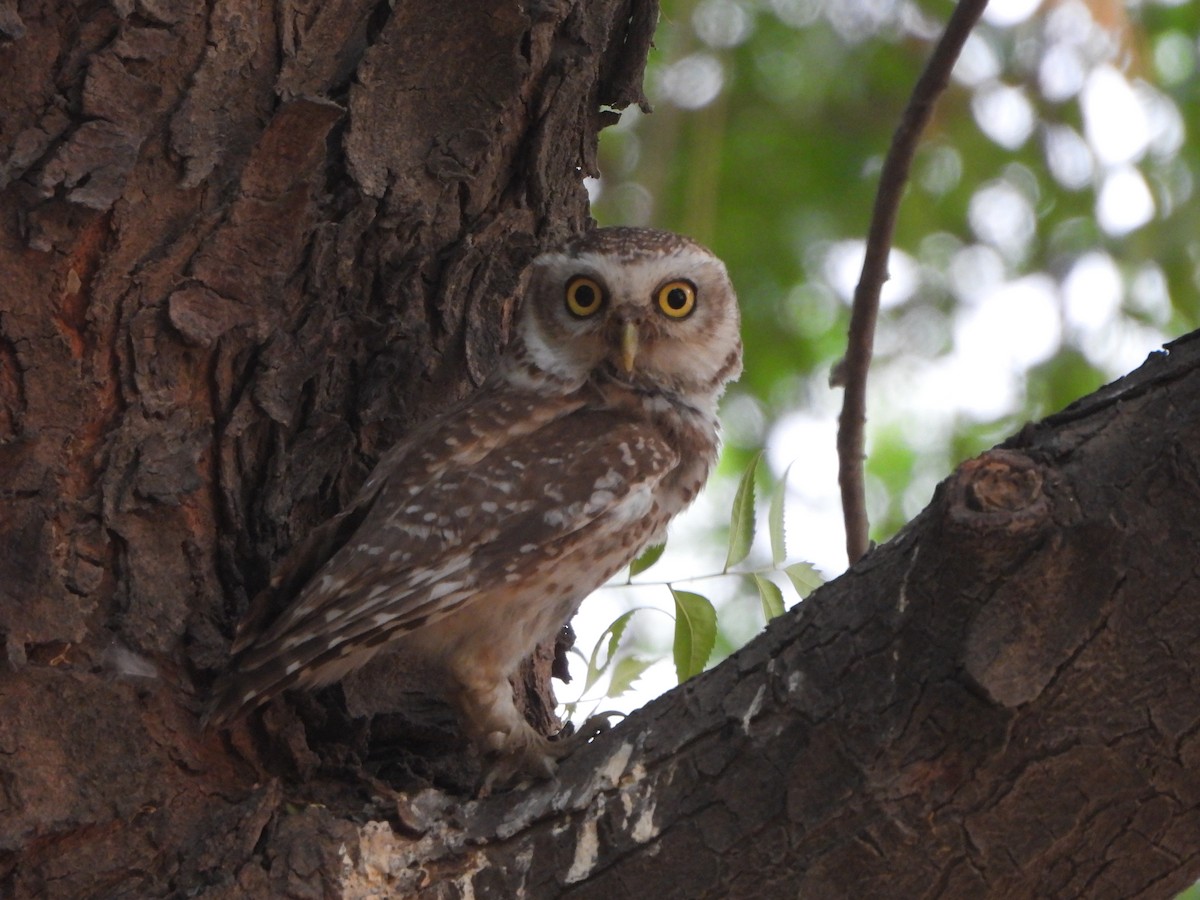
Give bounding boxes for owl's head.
[512,227,743,407]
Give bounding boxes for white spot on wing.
[606,483,654,525]
[593,469,623,491]
[427,580,463,600]
[587,489,615,510]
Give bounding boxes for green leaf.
[784,561,824,600]
[768,461,794,567]
[583,610,637,694]
[607,655,654,698]
[753,573,786,621]
[671,588,717,683]
[629,542,666,578]
[725,450,762,571]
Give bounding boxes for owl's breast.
[648,397,722,507]
[407,501,666,679]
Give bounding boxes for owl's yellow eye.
[655,280,697,318]
[565,276,604,317]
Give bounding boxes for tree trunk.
[2,2,1199,898]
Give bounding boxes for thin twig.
[834,0,990,564]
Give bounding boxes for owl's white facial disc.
[517,227,743,404]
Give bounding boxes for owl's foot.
[478,728,556,793]
[477,712,622,794]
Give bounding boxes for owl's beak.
[620,321,639,373]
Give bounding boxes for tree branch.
[835,0,990,564]
[339,331,1200,898]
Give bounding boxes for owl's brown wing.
[228,480,386,656]
[206,404,678,725]
[228,384,524,655]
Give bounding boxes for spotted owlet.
[207,226,743,778]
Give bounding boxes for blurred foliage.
[565,458,824,717]
[581,3,1200,880]
[591,0,1200,548]
[570,2,1200,776]
[566,0,1200,747]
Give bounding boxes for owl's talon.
[478,758,550,797]
[582,709,624,735]
[550,710,623,752]
[476,728,560,794]
[476,710,628,793]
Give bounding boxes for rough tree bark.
[2,2,1198,899]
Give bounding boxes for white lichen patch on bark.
[336,734,665,895]
[595,740,636,788]
[564,814,601,884]
[742,684,766,732]
[630,797,658,844]
[340,820,398,895]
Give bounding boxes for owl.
[206,226,743,780]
